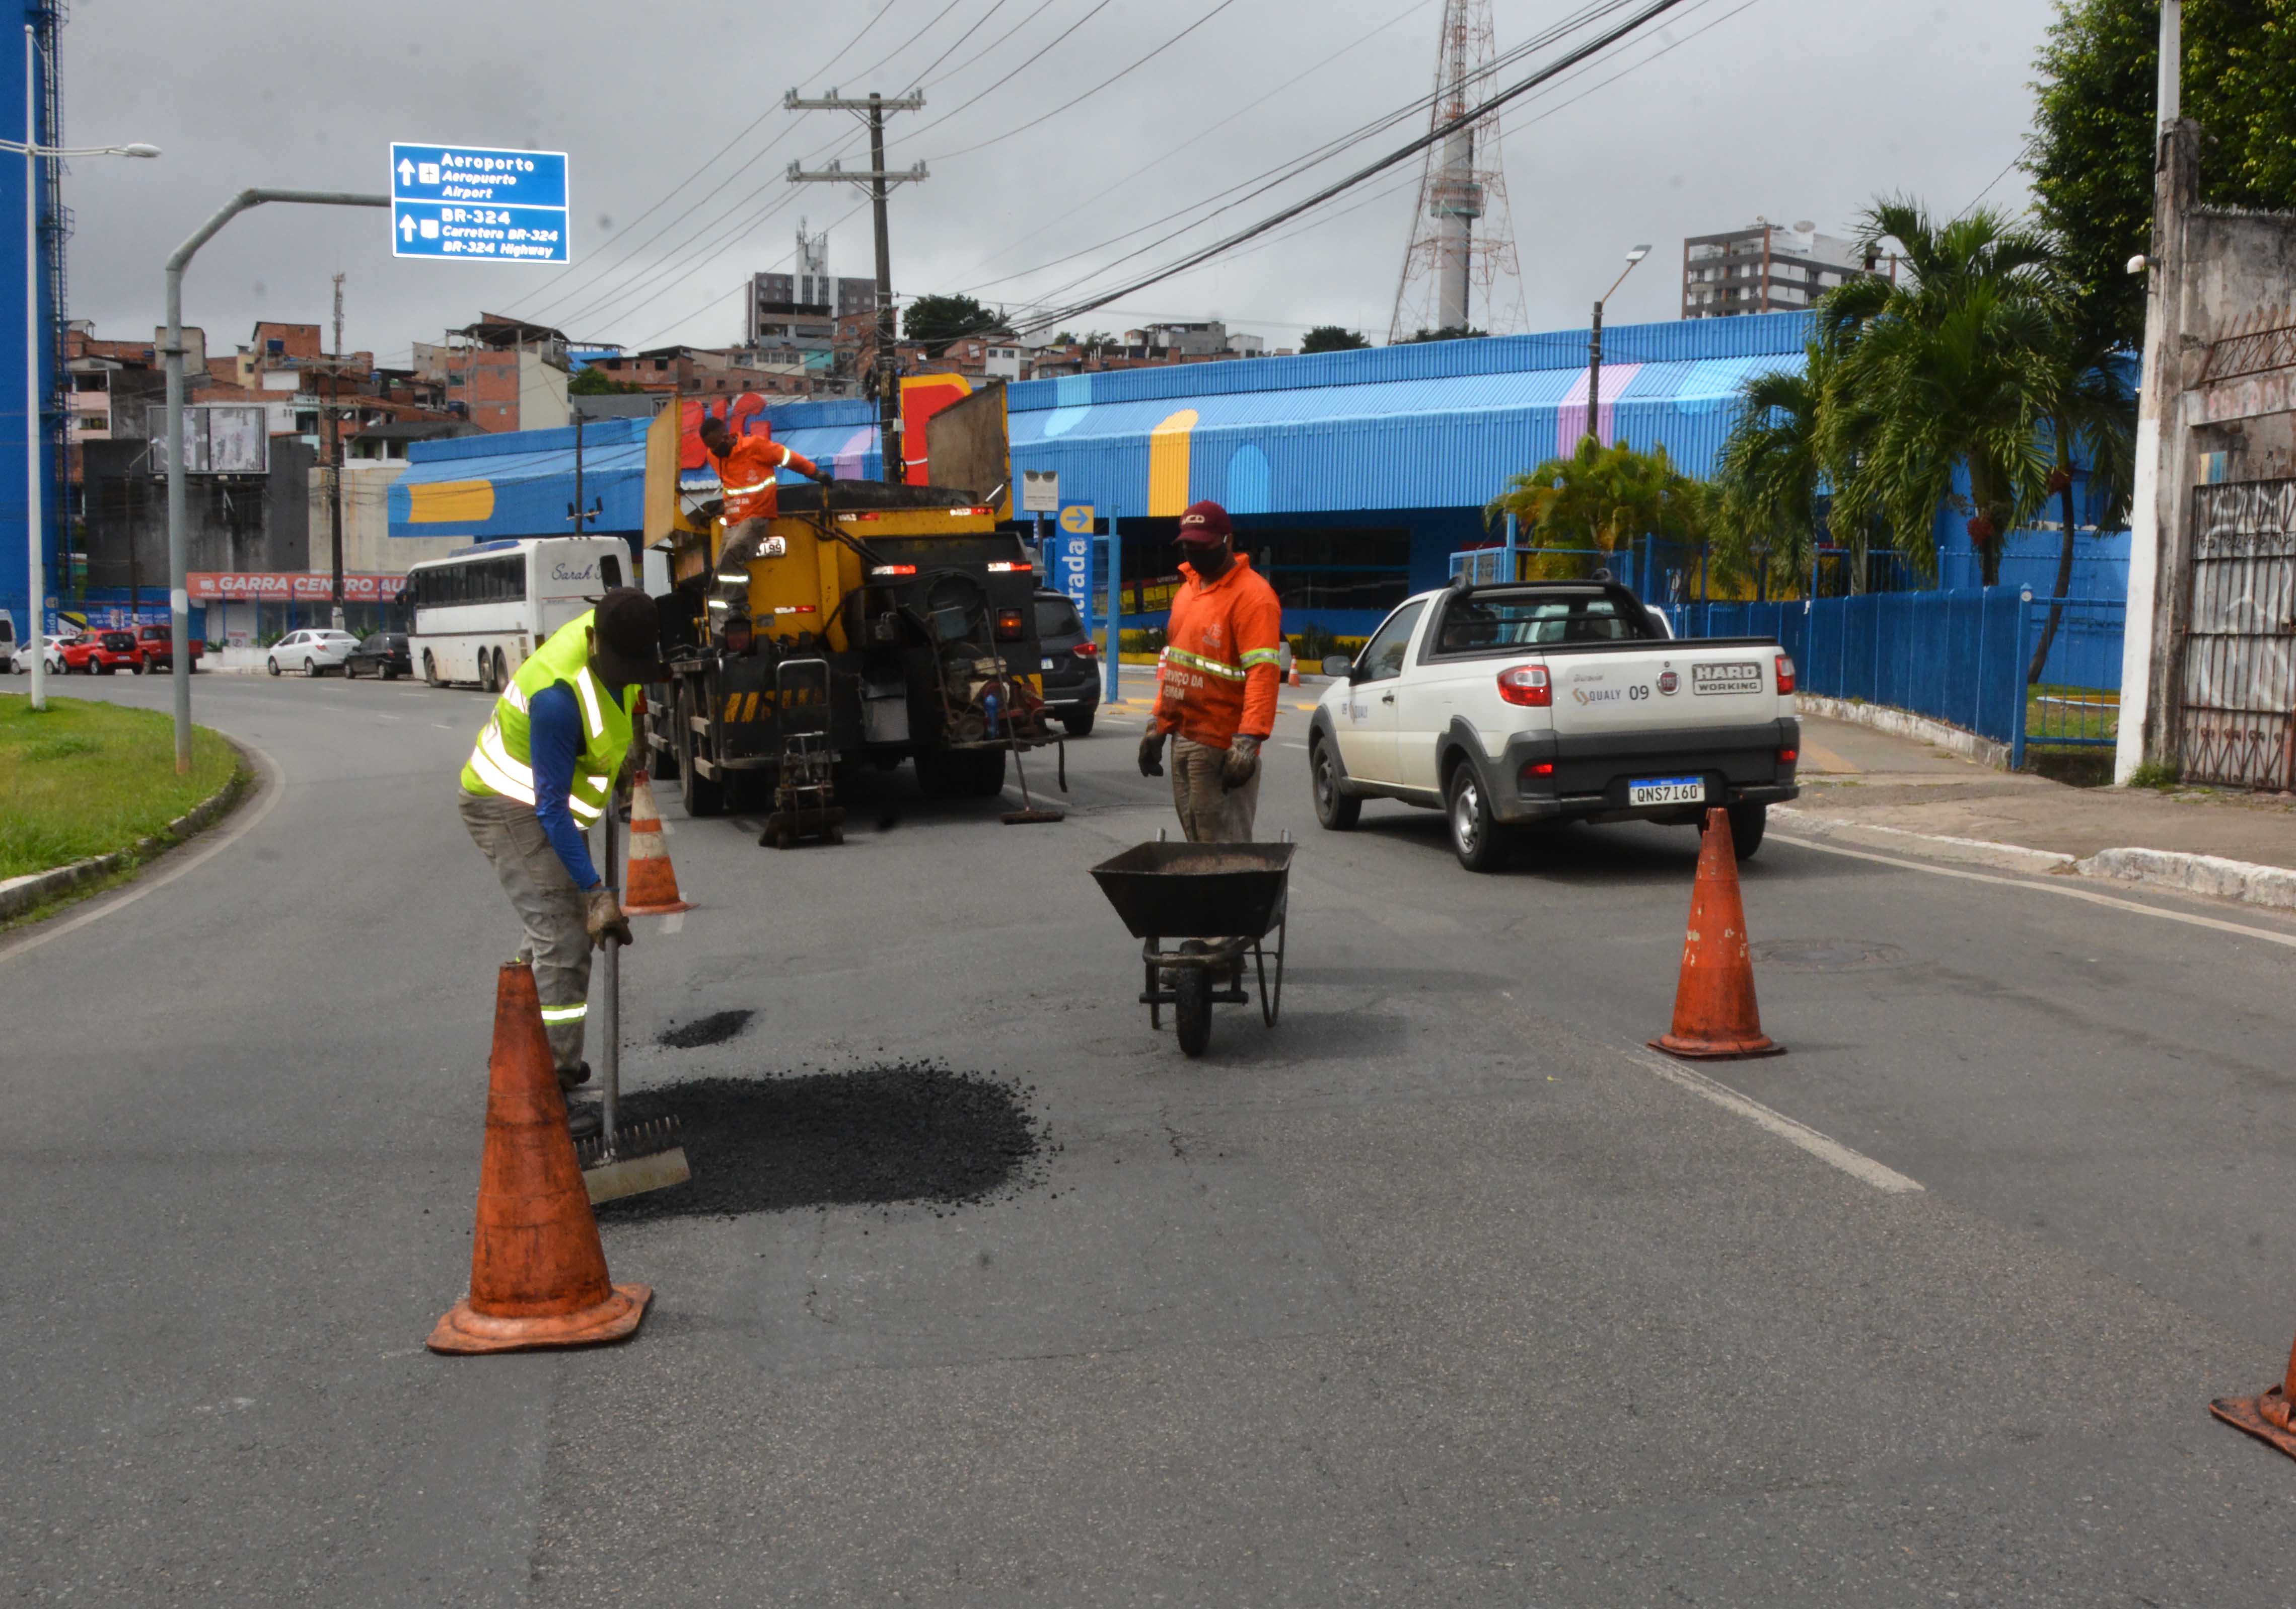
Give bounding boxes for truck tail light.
[1496,664,1551,706]
[1072,640,1099,659]
[1775,653,1796,694]
[994,608,1027,640]
[1777,748,1798,765]
[1521,760,1555,780]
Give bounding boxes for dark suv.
[1033,591,1101,736]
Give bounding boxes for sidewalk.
[1784,715,2296,908]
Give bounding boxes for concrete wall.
[79,435,315,589]
[306,460,467,574]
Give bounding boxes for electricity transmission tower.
[1387,0,1525,344]
[786,90,926,482]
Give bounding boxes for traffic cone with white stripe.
[620,771,694,917]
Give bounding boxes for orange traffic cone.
[428,962,651,1354]
[1649,808,1784,1059]
[620,771,693,917]
[2211,1336,2296,1459]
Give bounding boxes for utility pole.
[785,89,926,483]
[1587,245,1651,451]
[328,271,346,629]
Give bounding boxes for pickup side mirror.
[1321,654,1355,679]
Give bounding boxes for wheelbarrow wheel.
[1174,941,1214,1058]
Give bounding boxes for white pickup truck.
[1307,577,1801,870]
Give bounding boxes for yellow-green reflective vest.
[458,611,635,827]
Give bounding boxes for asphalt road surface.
[9,669,2296,1606]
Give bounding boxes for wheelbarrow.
[1089,835,1295,1057]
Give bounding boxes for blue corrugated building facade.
[0,2,63,644]
[392,313,1818,634]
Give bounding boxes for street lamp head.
[1626,244,1651,263]
[118,143,161,159]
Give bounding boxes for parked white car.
[267,629,362,677]
[1308,577,1801,871]
[9,633,73,674]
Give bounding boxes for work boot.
[565,1093,603,1141]
[557,1062,592,1090]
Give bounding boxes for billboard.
[146,404,269,475]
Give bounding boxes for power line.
[492,0,902,318]
[926,0,1249,162]
[896,0,1123,145]
[939,0,1436,289]
[1013,0,1698,336]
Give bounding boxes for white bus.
[403,537,631,692]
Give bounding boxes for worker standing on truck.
[458,590,663,1138]
[1136,500,1283,842]
[697,414,833,585]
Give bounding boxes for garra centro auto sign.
[188,572,407,602]
[1692,661,1764,695]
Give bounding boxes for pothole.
[596,1064,1043,1222]
[656,1009,754,1049]
[1751,939,1907,972]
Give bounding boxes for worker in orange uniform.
[697,413,833,589]
[1136,500,1283,842]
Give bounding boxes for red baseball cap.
[1175,500,1233,543]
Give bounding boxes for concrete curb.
[2075,846,2296,912]
[1772,808,2075,875]
[1796,693,2011,771]
[0,748,251,921]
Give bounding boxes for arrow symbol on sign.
[397,158,415,185]
[399,214,416,241]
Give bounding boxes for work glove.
[1222,735,1262,790]
[1137,730,1166,778]
[585,887,634,949]
[809,467,834,485]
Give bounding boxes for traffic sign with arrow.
[390,141,569,264]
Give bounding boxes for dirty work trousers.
[458,788,591,1083]
[1170,736,1260,843]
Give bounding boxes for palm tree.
[1487,437,1706,578]
[2026,310,2136,679]
[1816,200,2062,586]
[1711,352,1834,597]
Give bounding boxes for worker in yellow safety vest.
[457,588,662,1137]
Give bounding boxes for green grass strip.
[0,693,240,878]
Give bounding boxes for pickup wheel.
[1722,801,1767,860]
[1446,761,1511,873]
[1311,738,1360,830]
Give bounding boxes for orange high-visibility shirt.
[713,432,819,524]
[1152,553,1283,749]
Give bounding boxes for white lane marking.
[1619,1045,1924,1195]
[1279,741,1308,750]
[0,741,287,965]
[660,913,685,935]
[431,722,454,730]
[1773,832,2296,951]
[375,714,400,723]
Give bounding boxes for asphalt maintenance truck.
[645,387,1059,827]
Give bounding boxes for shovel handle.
[600,809,620,1151]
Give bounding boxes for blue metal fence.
[1649,588,2124,767]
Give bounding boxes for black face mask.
[1179,541,1232,576]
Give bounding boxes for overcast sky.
[62,0,2061,365]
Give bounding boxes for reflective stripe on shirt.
[538,1002,588,1023]
[1240,647,1283,668]
[1163,644,1248,681]
[572,666,605,738]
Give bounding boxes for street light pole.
[1586,244,1651,451]
[7,25,157,711]
[162,187,386,773]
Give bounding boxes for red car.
[61,629,145,675]
[132,623,201,672]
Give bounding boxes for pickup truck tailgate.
[1547,646,1779,736]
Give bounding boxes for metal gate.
[2182,479,2296,789]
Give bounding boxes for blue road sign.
[391,142,569,264]
[1057,503,1095,626]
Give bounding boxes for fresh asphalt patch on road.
[654,1007,753,1049]
[597,1064,1047,1223]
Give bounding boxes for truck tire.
[423,650,440,687]
[1311,738,1360,831]
[965,747,1008,797]
[1725,801,1766,860]
[1446,761,1511,873]
[676,685,725,818]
